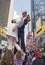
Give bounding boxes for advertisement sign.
[27,32,33,39]
[0,26,7,37]
[1,40,8,46]
[36,17,42,33]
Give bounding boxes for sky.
[14,0,31,43]
[14,0,31,15]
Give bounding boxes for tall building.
[31,0,45,32]
[0,0,14,27]
[28,21,32,32]
[0,0,14,48]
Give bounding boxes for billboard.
[1,40,8,46]
[0,26,7,37]
[27,32,33,39]
[36,17,42,33]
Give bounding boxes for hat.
[35,52,41,57]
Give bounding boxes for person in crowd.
[42,51,45,61]
[0,50,14,65]
[42,53,45,65]
[22,44,32,65]
[18,11,30,52]
[27,58,32,65]
[0,48,2,60]
[30,41,36,58]
[42,46,45,64]
[32,51,45,65]
[13,50,25,65]
[26,44,30,53]
[32,54,36,62]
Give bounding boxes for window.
[42,16,45,19]
[39,9,42,12]
[32,11,34,19]
[36,1,38,4]
[40,2,44,5]
[39,8,45,14]
[36,6,38,9]
[42,10,45,14]
[43,21,45,24]
[35,11,38,15]
[41,6,44,10]
[36,16,38,19]
[1,40,8,46]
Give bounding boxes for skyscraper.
[31,0,45,32]
[0,0,14,27]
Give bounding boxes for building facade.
[31,0,45,32]
[0,0,14,49]
[0,0,14,27]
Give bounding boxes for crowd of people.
[0,11,45,65]
[0,42,45,65]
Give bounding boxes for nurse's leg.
[14,39,21,51]
[7,36,14,50]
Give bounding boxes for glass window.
[36,16,38,19]
[1,40,8,46]
[36,6,38,9]
[40,2,44,5]
[39,9,42,12]
[35,11,38,15]
[43,21,45,24]
[32,11,34,19]
[41,6,44,10]
[37,0,40,3]
[36,1,38,4]
[42,16,45,19]
[39,8,45,13]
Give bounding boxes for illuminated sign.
[36,17,42,33]
[0,26,7,37]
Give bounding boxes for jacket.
[18,19,28,34]
[32,58,45,65]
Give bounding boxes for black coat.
[18,19,28,35]
[18,19,28,52]
[0,49,2,54]
[32,58,45,65]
